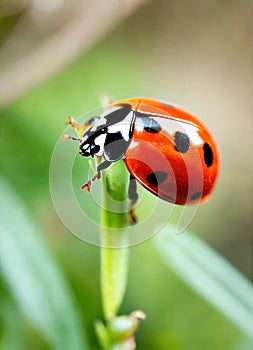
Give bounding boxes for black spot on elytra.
[138,115,161,133]
[146,171,167,186]
[203,142,213,167]
[190,192,202,201]
[174,131,190,153]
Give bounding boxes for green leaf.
[0,177,88,350]
[0,300,26,350]
[94,319,110,350]
[153,224,253,341]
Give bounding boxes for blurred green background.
[0,0,252,349]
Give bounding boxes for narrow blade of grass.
[100,161,129,320]
[153,224,253,341]
[0,177,88,350]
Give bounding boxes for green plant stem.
[100,161,129,320]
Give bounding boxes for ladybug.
[63,97,220,223]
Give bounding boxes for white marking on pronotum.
[89,115,107,132]
[107,111,134,141]
[94,133,106,156]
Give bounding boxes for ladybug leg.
[96,160,112,178]
[61,134,80,141]
[128,175,138,225]
[81,160,112,191]
[64,116,95,137]
[65,116,80,128]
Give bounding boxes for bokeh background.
[0,0,252,349]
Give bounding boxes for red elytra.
[111,97,221,205]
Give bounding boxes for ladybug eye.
[90,144,100,155]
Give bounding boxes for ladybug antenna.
[61,134,81,141]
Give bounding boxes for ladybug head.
[79,126,107,158]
